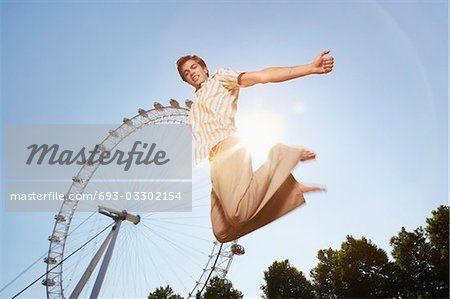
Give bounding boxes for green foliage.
[390,227,433,297]
[261,259,314,299]
[199,276,243,299]
[148,285,184,299]
[426,205,449,252]
[425,205,449,298]
[390,205,449,298]
[338,236,398,298]
[311,236,397,298]
[310,248,339,299]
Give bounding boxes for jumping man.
[177,51,334,243]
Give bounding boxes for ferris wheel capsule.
[231,244,245,255]
[94,143,106,152]
[170,99,180,108]
[44,257,57,264]
[72,176,83,184]
[41,278,56,287]
[138,108,149,118]
[153,102,164,111]
[54,214,66,222]
[48,235,61,243]
[123,118,133,126]
[109,129,120,138]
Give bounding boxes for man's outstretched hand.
[311,50,334,74]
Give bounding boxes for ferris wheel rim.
[44,103,236,299]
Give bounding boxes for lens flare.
[236,108,285,169]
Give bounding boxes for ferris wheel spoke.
[145,218,212,230]
[130,225,165,288]
[143,218,212,244]
[139,222,207,269]
[129,229,153,295]
[137,196,211,219]
[191,203,211,208]
[134,224,194,293]
[139,212,208,221]
[148,215,209,220]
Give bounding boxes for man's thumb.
[321,49,330,57]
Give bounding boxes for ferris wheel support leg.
[89,220,123,299]
[69,223,117,299]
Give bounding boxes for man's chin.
[196,80,206,87]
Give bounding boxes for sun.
[236,108,286,169]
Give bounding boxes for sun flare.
[236,108,286,169]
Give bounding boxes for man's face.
[180,59,209,90]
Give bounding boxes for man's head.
[176,55,209,90]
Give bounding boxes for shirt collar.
[195,78,208,93]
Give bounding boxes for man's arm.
[238,50,334,88]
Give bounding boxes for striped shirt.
[188,68,243,165]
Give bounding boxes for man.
[177,51,333,243]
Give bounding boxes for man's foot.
[299,183,327,193]
[299,148,316,161]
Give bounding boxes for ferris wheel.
[41,100,245,298]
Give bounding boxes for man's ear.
[204,67,209,77]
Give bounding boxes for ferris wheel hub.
[98,205,141,225]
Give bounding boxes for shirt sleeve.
[216,68,244,90]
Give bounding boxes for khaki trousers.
[209,135,306,243]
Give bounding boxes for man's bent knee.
[227,213,249,227]
[212,223,234,243]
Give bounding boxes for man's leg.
[210,137,322,236]
[210,172,306,243]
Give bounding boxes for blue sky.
[1,1,448,298]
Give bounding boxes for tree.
[310,248,339,299]
[311,236,398,298]
[425,205,449,298]
[261,259,314,299]
[336,236,398,298]
[148,285,184,299]
[426,205,449,253]
[198,276,243,299]
[390,205,449,298]
[390,227,433,297]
